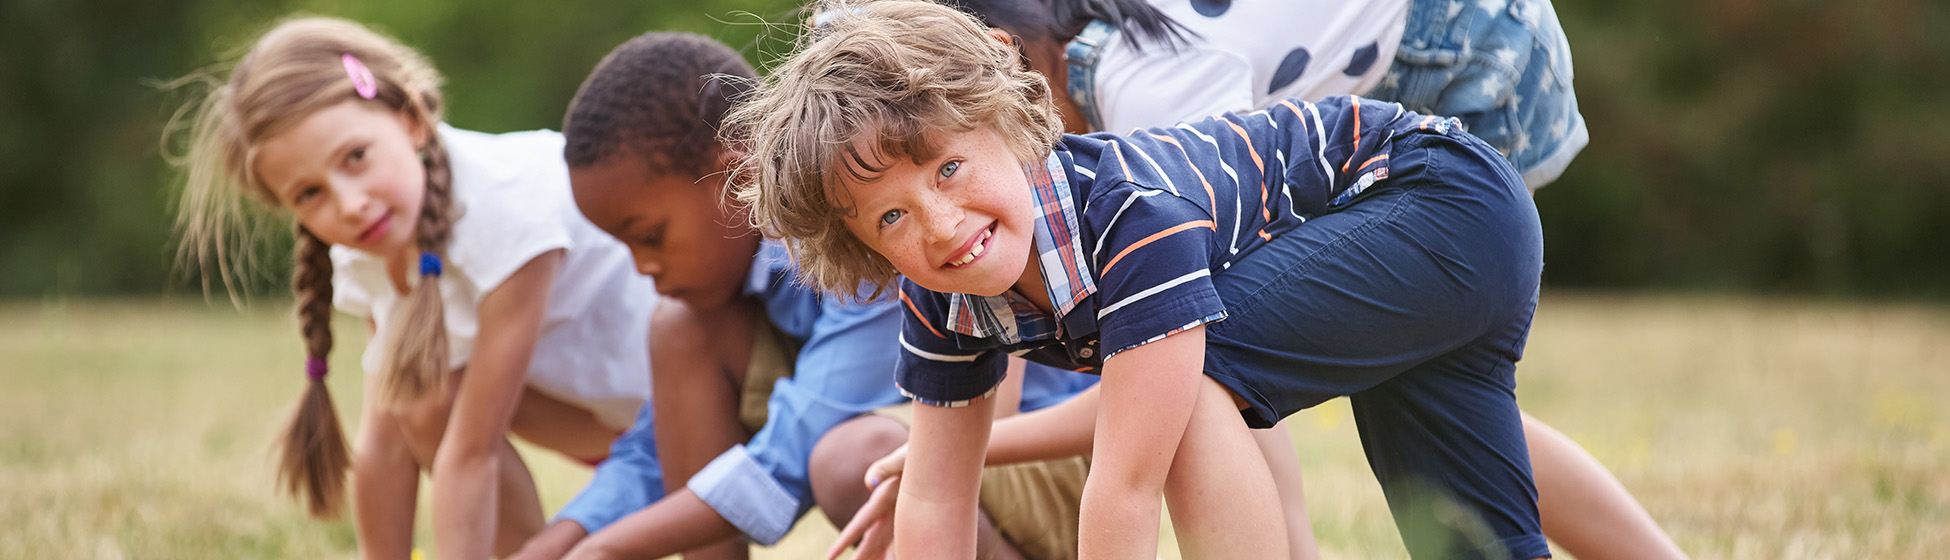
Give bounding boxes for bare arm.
[992,357,1026,418]
[432,250,562,559]
[507,519,588,560]
[894,395,996,559]
[353,319,421,560]
[561,489,739,560]
[861,381,1100,489]
[1079,326,1208,559]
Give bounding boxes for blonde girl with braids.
[171,17,659,558]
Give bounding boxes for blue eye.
[879,209,904,226]
[292,185,322,205]
[939,161,959,179]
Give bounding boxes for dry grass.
[1,294,1944,559]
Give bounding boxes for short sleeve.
[554,405,663,533]
[1084,184,1228,358]
[443,166,575,301]
[893,281,1007,407]
[1095,40,1256,134]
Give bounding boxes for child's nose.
[632,252,663,279]
[329,179,370,221]
[921,195,961,245]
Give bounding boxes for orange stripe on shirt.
[1102,219,1216,276]
[899,290,948,339]
[1279,99,1306,120]
[1224,119,1272,224]
[1111,140,1134,181]
[1358,153,1390,172]
[1150,133,1218,211]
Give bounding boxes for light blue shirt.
[559,241,1102,543]
[687,241,908,543]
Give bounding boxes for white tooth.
[970,241,986,257]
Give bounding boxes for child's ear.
[985,28,1020,51]
[714,145,746,173]
[400,108,430,149]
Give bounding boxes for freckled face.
[254,100,427,257]
[571,152,759,311]
[838,126,1039,297]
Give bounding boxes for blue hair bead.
[419,252,443,277]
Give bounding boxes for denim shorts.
[1201,131,1548,559]
[1365,0,1587,189]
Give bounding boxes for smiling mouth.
[357,210,393,244]
[944,224,995,268]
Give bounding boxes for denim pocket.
[1370,0,1584,185]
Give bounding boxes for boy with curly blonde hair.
[731,0,1560,558]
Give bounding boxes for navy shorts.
[1201,131,1549,559]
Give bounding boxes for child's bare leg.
[352,379,419,560]
[1251,421,1322,560]
[492,439,547,555]
[808,415,905,527]
[1163,377,1289,559]
[509,386,624,462]
[650,297,757,560]
[1525,412,1687,560]
[809,415,1024,560]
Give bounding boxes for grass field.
[2,294,1945,559]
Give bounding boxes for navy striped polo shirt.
[895,95,1464,406]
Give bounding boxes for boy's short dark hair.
[564,32,755,176]
[938,0,1187,50]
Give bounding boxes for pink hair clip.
[341,53,378,99]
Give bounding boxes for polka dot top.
[1089,0,1411,134]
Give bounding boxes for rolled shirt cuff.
[686,444,800,545]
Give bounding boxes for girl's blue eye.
[293,186,321,205]
[879,209,904,226]
[939,160,959,179]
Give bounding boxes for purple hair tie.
[305,357,329,381]
[341,53,378,100]
[419,252,443,277]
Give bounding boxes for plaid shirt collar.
[944,152,1098,344]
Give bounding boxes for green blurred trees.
[1539,0,1950,296]
[1,0,1946,299]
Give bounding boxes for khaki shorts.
[737,311,800,435]
[874,404,1089,560]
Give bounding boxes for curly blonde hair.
[725,0,1062,298]
[166,16,454,519]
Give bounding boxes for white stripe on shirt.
[1305,101,1336,185]
[900,333,983,362]
[1092,189,1167,268]
[1098,268,1213,319]
[1128,140,1181,197]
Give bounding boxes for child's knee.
[649,296,758,369]
[808,415,906,514]
[394,387,457,455]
